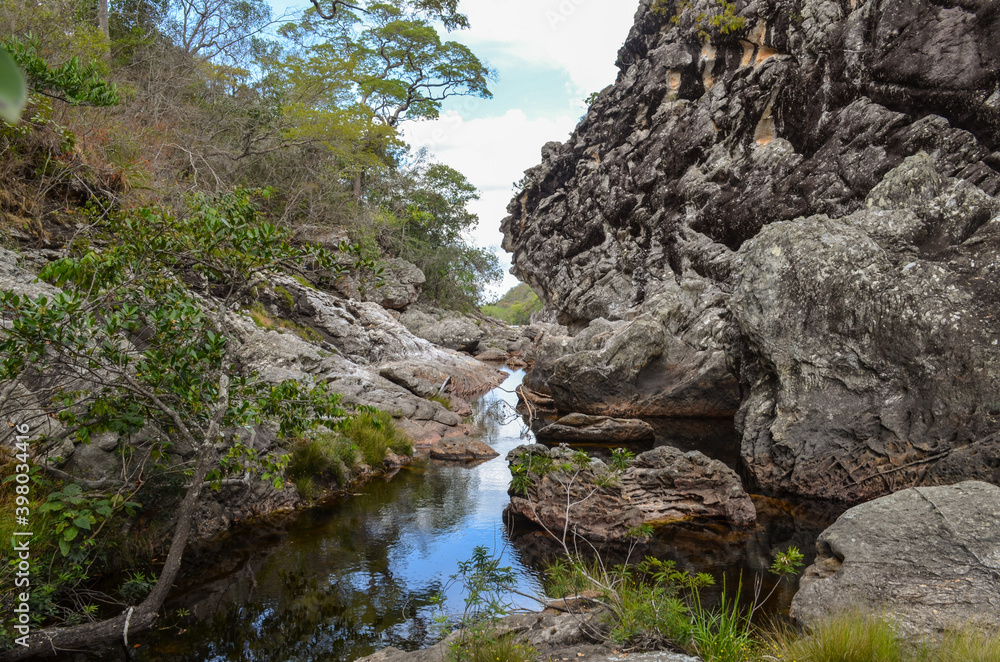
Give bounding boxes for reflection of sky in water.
[136,369,543,662]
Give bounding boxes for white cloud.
[403,109,578,297]
[458,0,639,98]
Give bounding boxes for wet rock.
[429,436,500,462]
[535,413,655,444]
[791,481,1000,637]
[507,444,754,542]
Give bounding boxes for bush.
[286,410,411,496]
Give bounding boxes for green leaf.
[0,48,26,123]
[63,526,79,542]
[39,501,65,513]
[73,516,92,531]
[59,538,71,556]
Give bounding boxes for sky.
[268,0,641,298]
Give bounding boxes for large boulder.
[791,481,1000,637]
[728,156,1000,501]
[506,444,755,542]
[503,0,1000,501]
[398,306,486,353]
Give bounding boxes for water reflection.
[136,369,841,662]
[136,370,542,662]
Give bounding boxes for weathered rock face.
[729,155,1000,500]
[506,444,754,542]
[791,481,1000,637]
[504,0,1000,500]
[535,413,656,444]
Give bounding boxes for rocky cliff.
[503,0,1000,501]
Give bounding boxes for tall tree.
[281,2,492,196]
[98,0,109,38]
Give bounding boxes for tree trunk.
[0,447,215,661]
[98,0,109,39]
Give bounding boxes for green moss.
[248,301,322,344]
[292,274,314,289]
[274,285,295,310]
[428,393,451,409]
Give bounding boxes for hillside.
[481,282,542,325]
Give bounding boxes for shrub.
[341,409,413,465]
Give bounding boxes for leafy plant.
[448,546,536,662]
[4,34,119,106]
[37,484,139,557]
[0,47,27,122]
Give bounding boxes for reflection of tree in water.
[143,568,445,662]
[138,465,483,662]
[472,390,529,443]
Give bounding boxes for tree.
[286,3,491,128]
[165,0,277,67]
[280,1,492,197]
[372,159,502,308]
[0,191,351,659]
[307,0,470,30]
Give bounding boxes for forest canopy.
[0,0,500,307]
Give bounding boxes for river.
[134,369,840,661]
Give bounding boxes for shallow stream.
[134,369,843,662]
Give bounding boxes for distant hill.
[481,282,542,325]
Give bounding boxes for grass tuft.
[285,410,411,498]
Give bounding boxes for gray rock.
[0,247,63,300]
[507,443,754,542]
[429,436,499,462]
[500,0,1000,500]
[368,258,425,310]
[398,307,485,353]
[728,159,1000,500]
[791,481,1000,637]
[536,413,655,444]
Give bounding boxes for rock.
[790,481,1000,637]
[507,444,754,542]
[525,283,739,418]
[0,247,63,300]
[399,306,485,353]
[369,258,425,310]
[536,413,655,444]
[473,347,509,362]
[501,0,1000,500]
[430,436,500,462]
[728,157,1000,501]
[353,611,702,662]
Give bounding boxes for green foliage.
[4,34,119,106]
[769,610,1000,662]
[0,47,27,122]
[372,160,502,308]
[655,0,746,40]
[37,484,139,557]
[448,546,536,662]
[341,409,413,464]
[428,393,452,409]
[689,578,758,662]
[286,409,410,497]
[481,283,542,326]
[119,571,156,605]
[0,190,356,628]
[283,3,491,128]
